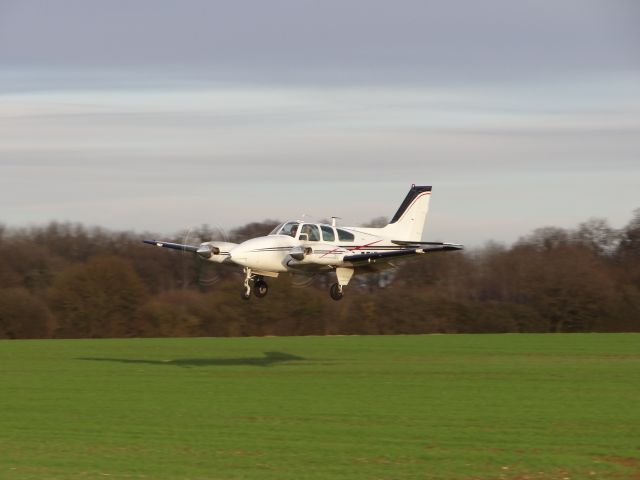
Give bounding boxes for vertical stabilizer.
[382,185,432,241]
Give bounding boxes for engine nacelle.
[199,241,238,263]
[289,245,312,261]
[196,244,219,259]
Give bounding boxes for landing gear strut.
[241,285,251,300]
[330,283,344,301]
[240,268,269,300]
[241,267,252,300]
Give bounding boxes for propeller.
[290,271,317,288]
[181,224,230,287]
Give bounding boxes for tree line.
[0,210,639,339]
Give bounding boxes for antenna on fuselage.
[331,216,341,227]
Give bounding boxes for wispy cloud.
[1,1,639,244]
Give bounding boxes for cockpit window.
[300,224,321,242]
[279,222,300,237]
[337,228,355,242]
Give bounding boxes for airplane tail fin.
[380,185,432,241]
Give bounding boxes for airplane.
[143,185,463,301]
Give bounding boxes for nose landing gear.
[241,285,251,300]
[254,278,268,298]
[240,268,269,300]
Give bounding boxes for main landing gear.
[240,268,269,300]
[329,267,352,301]
[329,283,344,301]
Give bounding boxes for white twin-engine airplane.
[143,185,463,301]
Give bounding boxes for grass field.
[1,334,639,480]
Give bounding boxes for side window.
[301,224,320,241]
[321,225,335,242]
[337,229,354,242]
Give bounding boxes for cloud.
[1,1,639,244]
[1,80,639,244]
[1,0,639,86]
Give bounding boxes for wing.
[143,239,239,263]
[142,239,198,252]
[342,243,463,266]
[342,248,426,266]
[392,240,464,250]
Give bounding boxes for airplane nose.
[229,246,243,259]
[229,245,249,266]
[229,236,289,270]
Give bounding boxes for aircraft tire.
[254,280,268,298]
[330,283,344,301]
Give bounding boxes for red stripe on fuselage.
[319,240,384,258]
[320,247,344,258]
[347,240,383,251]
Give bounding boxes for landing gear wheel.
[254,279,268,298]
[241,285,251,300]
[330,283,344,301]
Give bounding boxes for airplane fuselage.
[225,222,397,274]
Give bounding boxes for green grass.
[1,334,639,480]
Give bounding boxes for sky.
[1,0,639,246]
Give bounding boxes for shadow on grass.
[77,351,305,368]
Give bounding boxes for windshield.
[276,222,300,237]
[269,223,286,235]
